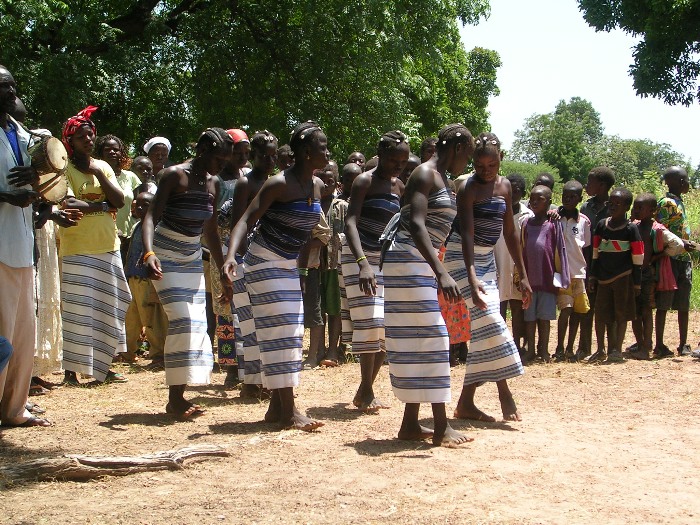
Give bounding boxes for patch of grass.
[691,261,700,311]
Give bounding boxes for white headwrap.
[143,136,172,154]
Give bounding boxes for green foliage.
[500,160,559,192]
[510,97,603,182]
[511,97,692,189]
[578,0,700,106]
[0,0,498,161]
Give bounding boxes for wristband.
[142,251,156,263]
[102,202,109,212]
[298,268,309,276]
[356,255,367,264]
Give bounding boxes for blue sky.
[459,0,700,164]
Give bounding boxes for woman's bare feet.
[499,393,521,421]
[352,387,389,413]
[264,392,281,423]
[433,425,473,447]
[398,424,434,441]
[281,409,324,432]
[454,404,496,422]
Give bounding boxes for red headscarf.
[226,128,249,144]
[62,105,98,157]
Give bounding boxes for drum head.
[44,137,68,172]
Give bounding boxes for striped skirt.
[244,240,303,390]
[232,261,262,385]
[152,225,212,386]
[444,236,524,385]
[384,240,451,403]
[61,251,131,382]
[339,242,385,354]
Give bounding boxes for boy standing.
[124,192,168,366]
[521,185,570,362]
[300,163,333,368]
[588,188,643,363]
[578,166,616,360]
[555,180,591,362]
[629,193,686,360]
[655,167,697,357]
[325,162,361,365]
[495,174,533,353]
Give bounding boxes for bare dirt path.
[2,314,699,524]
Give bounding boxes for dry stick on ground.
[0,444,229,485]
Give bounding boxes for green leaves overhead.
[578,0,700,106]
[1,0,499,160]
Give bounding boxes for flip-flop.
[25,402,46,414]
[165,403,206,421]
[29,384,50,396]
[32,377,58,390]
[1,417,51,428]
[62,376,82,387]
[319,358,339,368]
[104,371,128,384]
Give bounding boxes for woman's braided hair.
[289,121,324,160]
[436,123,474,153]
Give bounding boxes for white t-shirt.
[559,212,591,279]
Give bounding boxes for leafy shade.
[0,0,498,161]
[578,0,700,106]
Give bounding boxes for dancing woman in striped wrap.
[222,121,329,432]
[142,127,234,420]
[383,124,475,447]
[444,132,532,422]
[342,130,406,413]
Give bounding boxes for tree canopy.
[0,0,499,160]
[510,97,688,185]
[510,97,603,182]
[578,0,700,106]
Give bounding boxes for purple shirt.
[522,219,570,294]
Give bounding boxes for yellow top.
[59,158,122,257]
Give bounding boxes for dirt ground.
[2,312,700,525]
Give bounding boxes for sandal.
[1,416,51,428]
[165,403,206,421]
[104,370,128,384]
[29,383,50,396]
[32,376,58,390]
[25,402,46,414]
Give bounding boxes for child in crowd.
[131,156,158,196]
[654,167,697,357]
[419,137,437,162]
[521,185,569,362]
[495,174,533,353]
[578,166,615,359]
[301,163,334,368]
[328,162,362,365]
[346,151,366,170]
[124,192,168,366]
[276,144,293,171]
[533,172,555,190]
[399,154,420,185]
[629,193,686,360]
[588,187,643,363]
[554,180,591,362]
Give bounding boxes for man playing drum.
[0,64,50,427]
